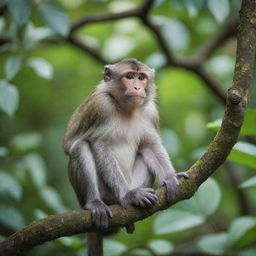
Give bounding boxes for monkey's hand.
[161,172,189,204]
[84,199,113,229]
[120,188,158,208]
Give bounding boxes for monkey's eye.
[138,74,146,81]
[126,72,134,79]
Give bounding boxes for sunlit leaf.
[103,35,135,61]
[153,16,190,51]
[240,176,256,189]
[58,236,81,249]
[0,80,19,117]
[39,3,70,36]
[11,133,42,152]
[154,209,204,234]
[207,55,235,77]
[24,24,53,50]
[27,58,53,80]
[0,235,5,242]
[0,170,22,201]
[6,0,31,26]
[0,205,25,230]
[34,209,48,220]
[197,233,228,255]
[184,0,206,17]
[4,56,22,80]
[145,52,166,69]
[148,240,174,255]
[103,239,127,256]
[228,142,256,168]
[208,0,230,23]
[39,186,67,213]
[227,217,256,248]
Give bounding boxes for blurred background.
[0,0,256,255]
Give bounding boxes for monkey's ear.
[104,65,112,82]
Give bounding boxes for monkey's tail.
[87,232,103,256]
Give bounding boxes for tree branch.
[66,0,238,104]
[1,0,255,255]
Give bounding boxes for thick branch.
[1,0,255,255]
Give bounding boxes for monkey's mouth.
[126,95,145,104]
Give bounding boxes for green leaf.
[11,133,42,152]
[175,178,221,217]
[0,170,22,201]
[0,205,25,230]
[39,3,70,36]
[34,209,47,220]
[154,209,204,234]
[0,80,19,117]
[4,56,22,80]
[18,153,47,188]
[6,0,31,26]
[154,178,221,234]
[207,109,256,135]
[27,58,53,80]
[228,142,256,168]
[148,240,174,255]
[197,233,228,255]
[194,178,221,216]
[0,147,8,157]
[240,176,256,189]
[153,17,189,51]
[227,217,256,248]
[103,239,127,256]
[208,0,230,23]
[39,186,67,213]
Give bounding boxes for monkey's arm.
[140,136,188,203]
[69,141,112,229]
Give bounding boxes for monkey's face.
[120,69,148,106]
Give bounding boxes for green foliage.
[154,178,221,234]
[0,80,19,117]
[39,3,70,36]
[0,0,255,255]
[6,0,31,26]
[0,170,22,201]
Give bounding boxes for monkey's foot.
[84,199,113,229]
[121,188,158,208]
[125,223,135,234]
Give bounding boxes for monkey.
[63,58,188,256]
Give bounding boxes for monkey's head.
[103,59,156,108]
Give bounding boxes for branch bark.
[1,0,255,255]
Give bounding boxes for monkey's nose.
[134,86,140,90]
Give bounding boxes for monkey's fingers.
[146,193,158,204]
[176,172,189,179]
[105,206,113,218]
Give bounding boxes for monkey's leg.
[123,156,156,234]
[92,143,158,209]
[140,143,188,204]
[69,141,112,229]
